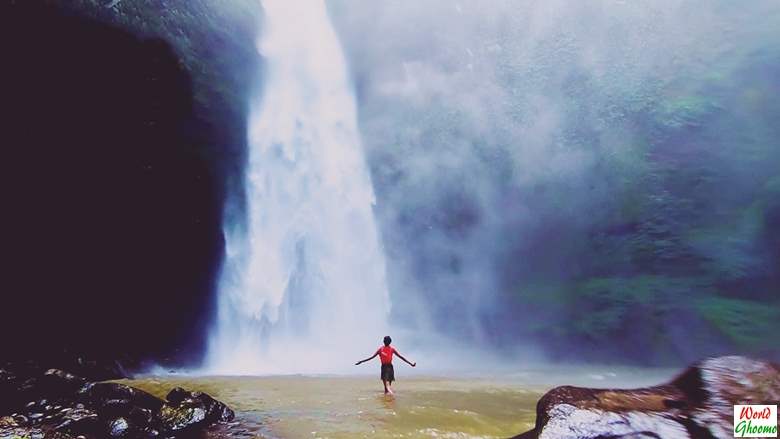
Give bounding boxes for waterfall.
[206,0,391,374]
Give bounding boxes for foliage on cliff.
[334,0,780,363]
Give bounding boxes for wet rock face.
[537,404,690,439]
[0,368,234,439]
[54,407,100,436]
[166,387,235,423]
[158,387,236,434]
[107,417,131,437]
[675,356,780,438]
[158,404,209,434]
[0,415,73,439]
[78,382,164,413]
[514,356,780,439]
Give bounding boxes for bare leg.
[382,379,389,394]
[387,381,394,395]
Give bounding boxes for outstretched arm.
[355,350,379,366]
[394,350,416,367]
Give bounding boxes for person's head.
[383,336,392,346]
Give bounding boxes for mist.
[325,0,780,364]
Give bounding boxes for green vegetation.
[516,49,780,362]
[697,297,780,349]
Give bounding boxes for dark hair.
[383,336,392,346]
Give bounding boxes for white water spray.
[206,0,390,374]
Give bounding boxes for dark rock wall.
[0,1,257,365]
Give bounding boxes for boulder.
[0,369,21,414]
[0,424,47,439]
[3,376,45,412]
[39,369,88,400]
[0,416,19,428]
[77,382,163,413]
[1,367,86,415]
[106,417,132,437]
[0,416,76,439]
[0,365,233,439]
[672,355,780,438]
[513,356,780,439]
[156,387,235,435]
[164,387,192,406]
[157,403,209,434]
[165,387,234,423]
[530,403,689,438]
[53,407,100,437]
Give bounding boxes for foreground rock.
[157,387,235,435]
[514,356,780,439]
[1,366,235,438]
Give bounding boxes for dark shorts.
[380,363,395,382]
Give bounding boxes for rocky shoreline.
[0,362,234,438]
[4,355,778,439]
[513,356,780,439]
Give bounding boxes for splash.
[206,0,390,374]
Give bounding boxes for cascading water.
[206,0,391,374]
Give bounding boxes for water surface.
[127,376,537,438]
[125,367,676,438]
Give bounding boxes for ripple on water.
[415,429,500,439]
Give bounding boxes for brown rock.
[513,356,780,439]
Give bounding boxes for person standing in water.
[355,336,416,394]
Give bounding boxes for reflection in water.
[378,393,395,411]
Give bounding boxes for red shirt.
[377,345,396,364]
